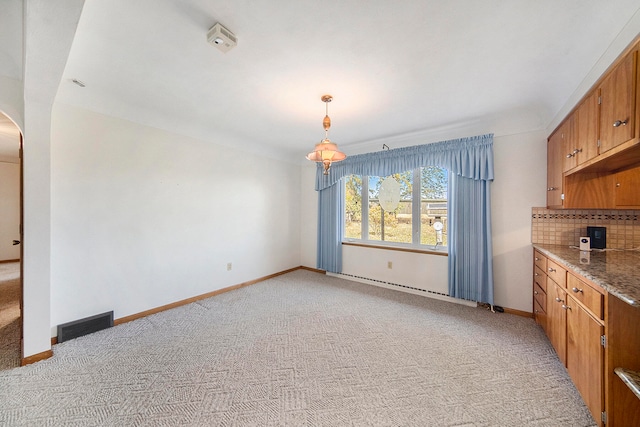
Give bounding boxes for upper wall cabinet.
[548,37,640,209]
[547,125,565,208]
[599,50,637,154]
[614,166,640,208]
[561,115,576,173]
[572,92,599,167]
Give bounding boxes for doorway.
[0,111,22,370]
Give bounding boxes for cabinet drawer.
[534,299,547,331]
[534,251,547,271]
[567,273,604,320]
[547,260,567,288]
[534,282,547,312]
[534,266,547,293]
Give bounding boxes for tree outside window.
[344,167,448,248]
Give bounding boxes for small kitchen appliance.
[587,226,606,249]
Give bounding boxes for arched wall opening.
[0,109,24,368]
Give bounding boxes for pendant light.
[306,95,347,175]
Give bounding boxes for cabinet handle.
[535,272,539,276]
[547,187,557,191]
[555,297,563,303]
[535,257,540,261]
[548,267,556,272]
[616,182,621,188]
[613,119,628,127]
[562,304,571,310]
[534,291,539,295]
[571,287,583,293]
[566,148,582,158]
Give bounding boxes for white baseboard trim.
[327,272,477,308]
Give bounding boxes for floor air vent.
[57,311,114,343]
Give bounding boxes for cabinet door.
[566,295,604,426]
[546,281,567,365]
[599,50,637,153]
[574,91,599,165]
[614,166,640,207]
[562,118,577,172]
[547,130,564,208]
[606,295,640,426]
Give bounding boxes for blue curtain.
[317,181,344,273]
[315,134,494,191]
[315,134,494,304]
[447,173,494,304]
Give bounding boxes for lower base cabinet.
[566,294,604,424]
[547,280,567,365]
[533,250,640,426]
[606,295,640,426]
[534,252,606,426]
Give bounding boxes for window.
[344,167,448,249]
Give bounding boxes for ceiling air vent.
[207,22,237,53]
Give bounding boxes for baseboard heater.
[57,311,114,343]
[330,273,477,307]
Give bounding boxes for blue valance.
[315,134,494,190]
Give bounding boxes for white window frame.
[343,167,448,252]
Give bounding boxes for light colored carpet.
[0,261,21,370]
[0,270,595,426]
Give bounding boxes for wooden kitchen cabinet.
[533,251,548,332]
[572,91,599,166]
[533,252,606,426]
[547,128,564,208]
[599,49,637,154]
[535,251,568,365]
[533,248,640,426]
[614,166,640,208]
[606,295,640,426]
[547,38,640,209]
[561,88,598,173]
[566,295,605,425]
[561,117,576,173]
[547,280,567,365]
[566,273,605,425]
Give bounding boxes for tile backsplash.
[531,208,640,249]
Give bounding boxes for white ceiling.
[7,1,640,163]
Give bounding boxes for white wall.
[50,103,301,334]
[0,161,21,261]
[300,130,547,312]
[20,0,85,359]
[491,131,547,311]
[0,77,24,130]
[342,245,449,295]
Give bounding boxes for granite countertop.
[532,244,640,308]
[615,368,640,401]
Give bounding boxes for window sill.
[342,241,448,256]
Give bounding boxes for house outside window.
[344,167,448,249]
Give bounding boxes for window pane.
[370,173,413,244]
[343,167,448,250]
[420,167,448,246]
[344,175,362,239]
[368,176,382,241]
